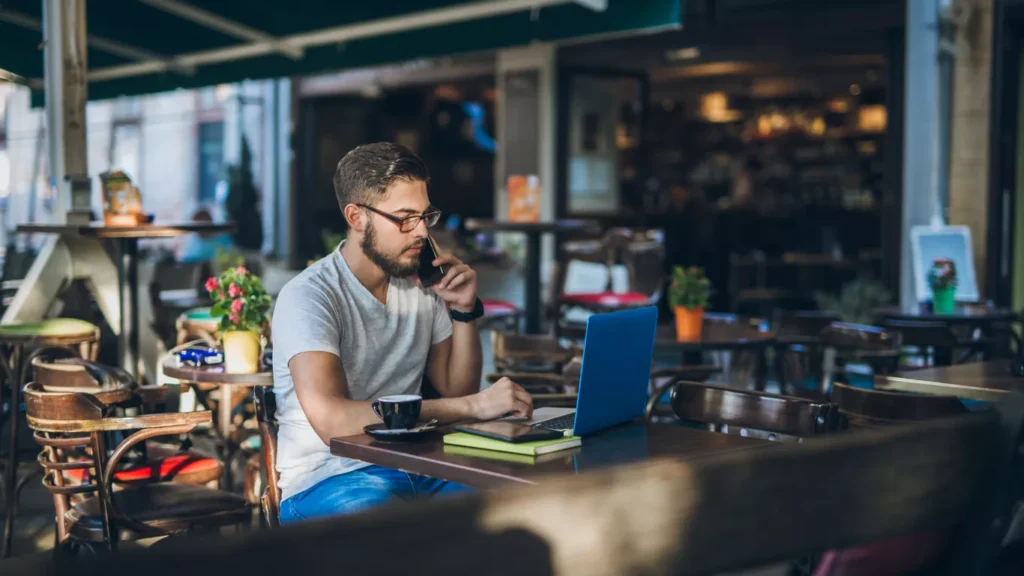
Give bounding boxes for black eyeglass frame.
[357,204,442,233]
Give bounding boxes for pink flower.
[205,277,218,293]
[235,266,248,275]
[228,283,242,298]
[229,312,240,324]
[231,298,244,314]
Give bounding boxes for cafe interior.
[0,0,1023,574]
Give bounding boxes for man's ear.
[343,204,364,232]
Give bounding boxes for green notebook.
[443,432,581,456]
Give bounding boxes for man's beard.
[361,221,420,278]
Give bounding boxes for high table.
[875,360,1024,402]
[330,421,774,489]
[15,222,234,378]
[163,357,272,489]
[464,219,601,334]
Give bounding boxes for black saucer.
[364,423,437,443]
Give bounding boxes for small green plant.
[205,266,272,333]
[814,278,892,324]
[214,247,245,273]
[927,258,957,290]
[668,266,712,311]
[322,231,345,254]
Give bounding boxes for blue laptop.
[524,306,658,437]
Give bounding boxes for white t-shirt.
[271,249,453,501]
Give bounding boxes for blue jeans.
[279,466,472,524]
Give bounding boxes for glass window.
[198,121,225,203]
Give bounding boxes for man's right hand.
[469,377,534,420]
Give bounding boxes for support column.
[948,0,994,295]
[495,45,557,330]
[900,0,944,308]
[43,0,91,224]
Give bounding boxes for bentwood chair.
[24,382,250,556]
[254,386,281,528]
[1,318,100,558]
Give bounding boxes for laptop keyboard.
[534,413,576,431]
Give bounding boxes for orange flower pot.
[674,307,704,342]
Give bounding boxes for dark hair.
[333,143,430,210]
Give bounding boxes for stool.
[175,308,220,347]
[0,318,99,558]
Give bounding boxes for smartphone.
[454,422,563,443]
[417,236,446,287]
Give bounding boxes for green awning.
[0,0,681,102]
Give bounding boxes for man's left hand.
[431,252,478,312]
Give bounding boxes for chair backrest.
[490,332,576,373]
[773,309,841,339]
[884,319,958,366]
[820,322,894,351]
[24,381,211,546]
[831,381,970,426]
[254,386,281,529]
[82,404,1022,576]
[669,381,846,441]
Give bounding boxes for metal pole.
[43,0,91,225]
[936,0,957,225]
[42,0,66,221]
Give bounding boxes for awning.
[0,0,682,102]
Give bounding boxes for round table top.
[875,305,1020,324]
[0,318,100,344]
[464,219,601,234]
[17,221,235,239]
[162,356,272,386]
[654,315,775,351]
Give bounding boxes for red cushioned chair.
[32,358,224,488]
[25,382,249,556]
[480,299,522,333]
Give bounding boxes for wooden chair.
[663,381,846,442]
[24,382,250,555]
[31,357,224,488]
[0,318,100,558]
[479,300,523,333]
[831,381,970,427]
[490,332,578,374]
[79,400,1024,576]
[773,310,841,396]
[883,319,961,368]
[484,372,578,408]
[820,322,900,378]
[254,387,281,529]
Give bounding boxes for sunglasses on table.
[357,204,443,233]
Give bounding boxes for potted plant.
[927,258,957,315]
[668,266,711,342]
[814,278,892,324]
[205,266,272,373]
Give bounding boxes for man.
[272,143,533,523]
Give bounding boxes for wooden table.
[875,305,1019,325]
[464,219,601,334]
[330,421,773,489]
[163,356,271,488]
[18,222,234,378]
[653,314,775,354]
[875,360,1024,402]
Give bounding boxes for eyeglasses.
[357,204,443,233]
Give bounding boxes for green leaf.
[210,303,227,317]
